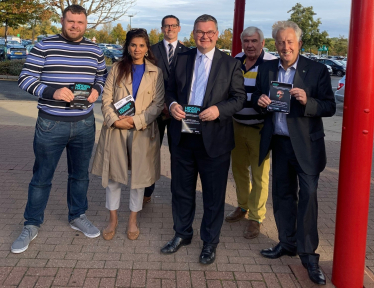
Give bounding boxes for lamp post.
[128,15,134,29]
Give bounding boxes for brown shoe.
[225,207,247,222]
[127,227,140,240]
[243,220,260,239]
[102,220,118,241]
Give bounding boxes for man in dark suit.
[251,21,335,285]
[143,15,189,203]
[160,14,246,264]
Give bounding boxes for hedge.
[0,59,26,76]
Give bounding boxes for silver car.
[334,75,345,103]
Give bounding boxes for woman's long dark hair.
[116,28,156,86]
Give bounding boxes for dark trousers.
[170,134,230,246]
[272,135,320,264]
[144,117,171,197]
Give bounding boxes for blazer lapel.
[293,56,309,87]
[158,42,169,74]
[203,48,222,107]
[121,74,133,96]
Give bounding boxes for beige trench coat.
[91,59,164,189]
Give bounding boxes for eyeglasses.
[163,24,179,29]
[194,30,217,38]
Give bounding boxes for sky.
[110,0,351,41]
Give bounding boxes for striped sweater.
[233,50,277,125]
[18,34,107,120]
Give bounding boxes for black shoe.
[160,236,191,254]
[302,262,326,285]
[199,244,216,265]
[260,243,296,259]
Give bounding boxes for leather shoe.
[243,220,260,239]
[225,207,247,222]
[199,244,216,265]
[260,243,296,259]
[303,262,326,285]
[160,236,191,254]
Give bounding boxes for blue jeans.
[24,114,95,227]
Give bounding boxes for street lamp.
[128,15,134,29]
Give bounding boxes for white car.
[325,64,333,75]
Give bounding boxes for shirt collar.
[241,49,265,71]
[278,56,299,71]
[163,39,178,49]
[197,47,215,61]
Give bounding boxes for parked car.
[25,44,34,53]
[0,44,5,61]
[5,44,28,60]
[104,49,123,63]
[108,44,122,50]
[334,75,345,103]
[316,58,346,77]
[98,43,113,50]
[21,40,32,46]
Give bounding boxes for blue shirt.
[273,58,299,136]
[132,64,145,100]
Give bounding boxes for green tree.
[216,28,232,49]
[287,3,330,51]
[264,38,276,52]
[148,28,162,45]
[46,0,136,30]
[111,23,126,45]
[0,0,44,41]
[330,35,348,56]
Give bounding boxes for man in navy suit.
[251,21,335,285]
[143,15,189,203]
[160,14,246,264]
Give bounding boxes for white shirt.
[169,48,215,110]
[188,48,215,104]
[163,39,178,62]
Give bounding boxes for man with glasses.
[160,14,246,265]
[144,15,189,203]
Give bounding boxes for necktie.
[168,44,174,69]
[191,54,208,106]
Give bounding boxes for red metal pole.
[332,0,374,286]
[231,0,245,57]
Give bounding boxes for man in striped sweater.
[11,5,107,254]
[225,27,276,239]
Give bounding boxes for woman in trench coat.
[91,29,164,240]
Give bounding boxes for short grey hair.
[272,21,302,42]
[194,14,218,30]
[240,27,264,42]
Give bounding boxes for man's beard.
[61,27,84,42]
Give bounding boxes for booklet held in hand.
[267,81,292,114]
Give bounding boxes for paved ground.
[0,87,372,287]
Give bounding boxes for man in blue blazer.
[160,14,246,265]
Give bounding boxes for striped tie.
[168,44,174,69]
[191,54,208,106]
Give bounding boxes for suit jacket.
[166,48,246,158]
[151,41,189,89]
[251,56,336,175]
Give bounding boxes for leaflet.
[181,105,202,134]
[69,83,92,110]
[267,81,292,114]
[114,95,135,116]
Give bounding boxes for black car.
[104,49,123,63]
[0,44,5,61]
[316,58,346,77]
